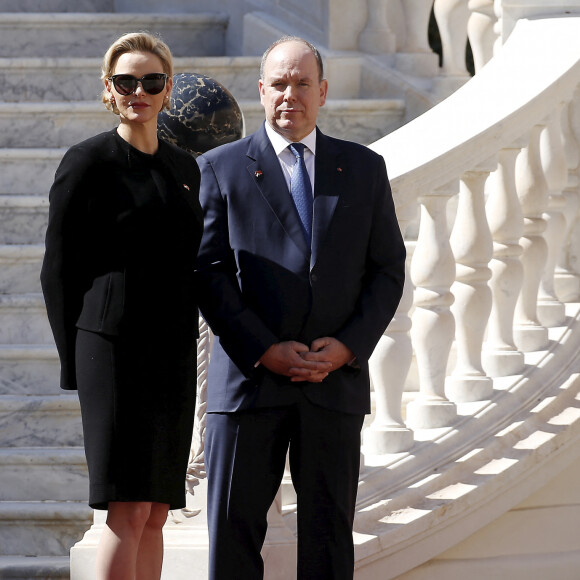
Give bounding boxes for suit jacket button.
[311,274,318,283]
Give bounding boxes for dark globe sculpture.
[158,73,244,157]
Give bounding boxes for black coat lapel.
[311,130,342,268]
[246,127,310,256]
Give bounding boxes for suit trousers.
[205,388,365,580]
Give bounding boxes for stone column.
[483,144,525,377]
[432,0,472,98]
[359,0,397,54]
[364,202,414,456]
[537,107,568,327]
[554,96,580,302]
[513,125,549,352]
[395,0,440,77]
[434,0,470,75]
[446,165,494,403]
[406,183,457,429]
[467,0,496,72]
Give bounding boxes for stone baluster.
[359,0,396,54]
[467,0,496,72]
[434,0,470,76]
[446,165,494,403]
[554,96,580,302]
[402,0,433,53]
[513,125,549,352]
[492,0,504,55]
[365,204,415,455]
[432,0,471,99]
[396,0,439,77]
[406,184,457,429]
[483,145,525,377]
[537,107,568,327]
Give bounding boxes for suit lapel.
[311,130,343,268]
[246,126,310,256]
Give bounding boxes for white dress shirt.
[264,122,316,193]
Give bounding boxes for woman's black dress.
[41,129,203,510]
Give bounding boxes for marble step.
[0,0,110,10]
[0,293,52,344]
[0,56,261,103]
[0,501,92,556]
[0,98,405,149]
[0,12,228,58]
[0,102,116,148]
[0,196,48,244]
[0,344,61,396]
[0,394,82,447]
[0,556,69,580]
[0,149,64,195]
[0,447,88,501]
[0,245,43,294]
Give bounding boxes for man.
[196,36,406,579]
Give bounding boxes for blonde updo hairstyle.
[101,31,173,114]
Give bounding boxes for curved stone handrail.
[370,17,580,202]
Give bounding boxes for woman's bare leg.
[135,502,170,580]
[96,502,152,580]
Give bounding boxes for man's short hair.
[260,36,324,83]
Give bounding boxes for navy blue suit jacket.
[196,124,405,415]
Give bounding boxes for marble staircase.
[0,3,410,578]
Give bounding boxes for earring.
[110,96,116,105]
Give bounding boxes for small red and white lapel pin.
[183,184,190,190]
[337,167,343,173]
[254,170,263,179]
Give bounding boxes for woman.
[40,32,203,580]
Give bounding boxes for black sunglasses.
[109,73,168,96]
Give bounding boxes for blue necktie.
[288,143,313,244]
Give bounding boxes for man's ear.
[319,79,328,106]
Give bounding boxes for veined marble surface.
[0,345,60,395]
[0,13,228,58]
[0,196,48,244]
[0,447,88,501]
[0,246,43,293]
[0,394,82,447]
[0,294,54,344]
[0,149,63,195]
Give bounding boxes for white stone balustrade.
[356,15,580,576]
